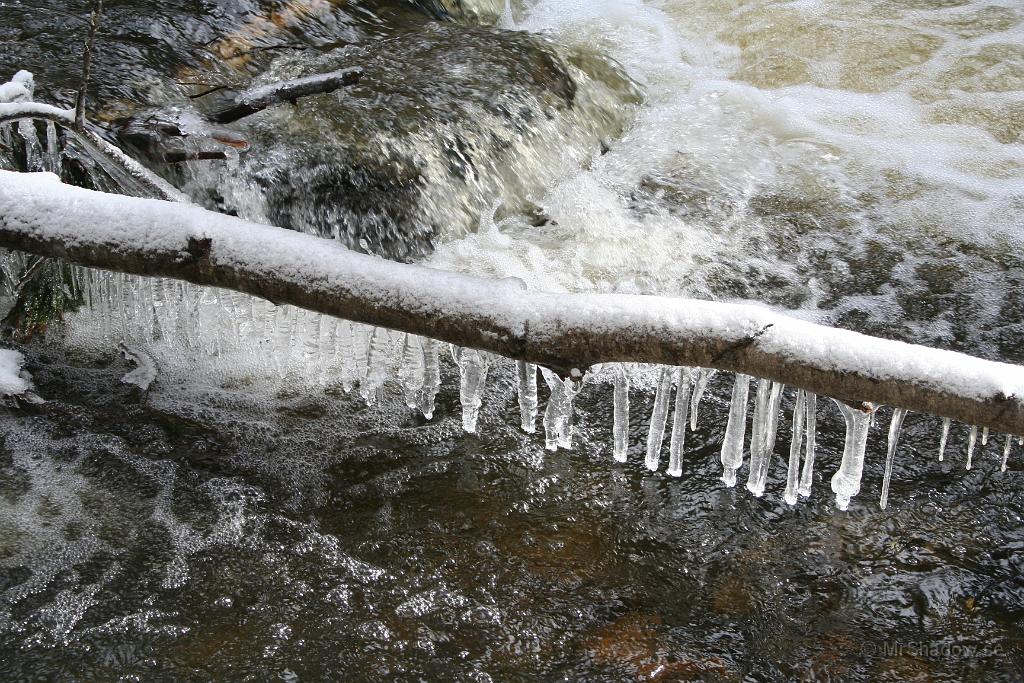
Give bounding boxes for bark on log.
[0,170,1022,435]
[207,67,363,124]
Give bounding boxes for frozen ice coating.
[516,360,539,434]
[667,367,693,477]
[417,337,441,419]
[880,408,907,511]
[798,392,818,498]
[720,373,750,488]
[453,347,491,434]
[118,343,158,391]
[939,417,951,462]
[784,389,806,506]
[1003,436,1013,473]
[645,367,674,471]
[540,368,581,451]
[966,425,978,471]
[831,401,874,512]
[612,364,630,462]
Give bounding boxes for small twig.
[74,0,104,131]
[163,150,229,163]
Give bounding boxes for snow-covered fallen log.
[0,170,1022,435]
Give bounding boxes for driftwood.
[207,67,363,124]
[1,170,1022,436]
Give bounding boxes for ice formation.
[880,408,907,510]
[452,346,491,433]
[611,364,630,462]
[540,367,581,451]
[939,417,951,462]
[517,360,539,434]
[797,392,818,498]
[719,373,750,488]
[689,368,716,431]
[783,389,806,506]
[966,425,978,471]
[831,401,874,511]
[645,367,674,471]
[746,379,784,497]
[667,367,693,477]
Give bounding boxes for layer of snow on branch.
[1,171,1023,415]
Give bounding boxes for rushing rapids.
[1,0,1023,679]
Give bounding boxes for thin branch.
[74,0,104,132]
[207,66,362,124]
[1,170,1022,435]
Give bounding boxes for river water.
[1,0,1023,680]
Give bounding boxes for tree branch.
[1,171,1022,435]
[74,0,104,131]
[207,67,363,124]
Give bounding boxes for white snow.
[0,347,30,396]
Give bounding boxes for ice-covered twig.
[0,89,185,203]
[1,171,1023,434]
[207,67,363,124]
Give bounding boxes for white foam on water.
[427,0,1024,333]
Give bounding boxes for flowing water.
[1,0,1023,680]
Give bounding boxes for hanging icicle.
[720,373,750,487]
[359,327,389,406]
[966,425,978,470]
[645,367,674,471]
[784,389,806,505]
[831,401,874,511]
[399,334,425,410]
[667,367,693,477]
[1003,435,1013,472]
[982,426,989,445]
[540,368,582,451]
[452,347,491,433]
[517,361,539,434]
[939,417,950,462]
[689,368,717,431]
[798,392,818,497]
[746,379,784,497]
[880,407,907,510]
[417,337,441,419]
[612,364,630,462]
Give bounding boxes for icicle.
[720,373,750,487]
[784,389,806,505]
[1002,434,1012,473]
[18,119,43,172]
[417,337,441,419]
[798,392,818,497]
[831,401,873,511]
[982,426,989,445]
[516,361,538,434]
[540,368,581,450]
[667,367,693,477]
[938,417,950,461]
[399,334,425,409]
[645,367,674,471]
[689,368,717,431]
[453,347,491,433]
[45,120,59,174]
[1019,436,1023,447]
[337,321,358,392]
[359,327,389,405]
[746,379,784,497]
[611,364,629,462]
[880,408,907,510]
[966,425,977,470]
